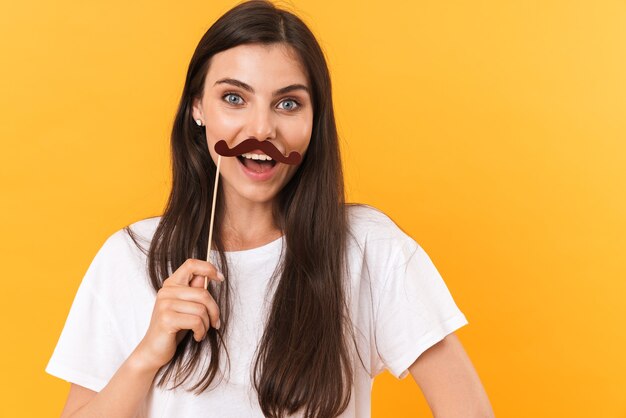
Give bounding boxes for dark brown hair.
[124,1,366,417]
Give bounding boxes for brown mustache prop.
[214,138,302,165]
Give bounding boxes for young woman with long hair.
[46,1,494,417]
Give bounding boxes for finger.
[160,287,221,329]
[165,299,210,336]
[164,311,207,342]
[166,259,224,287]
[190,274,212,289]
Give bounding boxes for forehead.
[205,43,309,90]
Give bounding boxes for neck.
[219,190,282,252]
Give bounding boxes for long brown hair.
[124,1,365,417]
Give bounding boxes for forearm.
[65,349,160,418]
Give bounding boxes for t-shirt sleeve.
[45,233,129,392]
[372,235,469,380]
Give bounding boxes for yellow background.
[1,0,624,416]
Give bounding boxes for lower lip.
[236,157,280,181]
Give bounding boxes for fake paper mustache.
[214,138,302,165]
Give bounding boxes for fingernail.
[217,271,225,281]
[216,319,221,329]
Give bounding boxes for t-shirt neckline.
[210,234,285,256]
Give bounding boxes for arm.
[54,258,222,417]
[409,333,495,418]
[60,345,160,418]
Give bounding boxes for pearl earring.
[195,119,203,126]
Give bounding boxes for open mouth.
[236,153,278,173]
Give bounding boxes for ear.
[191,97,204,122]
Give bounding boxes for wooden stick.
[205,155,222,290]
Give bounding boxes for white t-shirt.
[46,204,468,417]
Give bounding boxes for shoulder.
[126,216,162,239]
[81,216,162,296]
[346,203,416,250]
[345,204,420,270]
[99,216,162,256]
[346,203,398,233]
[89,216,162,277]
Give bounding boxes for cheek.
[203,112,241,156]
[283,118,313,149]
[205,110,242,135]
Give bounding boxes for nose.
[246,103,276,141]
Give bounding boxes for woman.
[46,1,494,417]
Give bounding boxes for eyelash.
[222,92,301,111]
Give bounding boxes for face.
[192,43,314,207]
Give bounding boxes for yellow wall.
[1,0,624,416]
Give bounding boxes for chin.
[239,185,280,204]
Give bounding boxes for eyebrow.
[213,78,310,96]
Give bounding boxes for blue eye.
[279,99,300,111]
[223,93,243,105]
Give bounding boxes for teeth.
[241,153,273,161]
